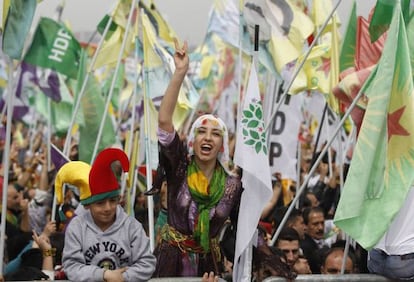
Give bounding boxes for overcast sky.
[37,0,376,47]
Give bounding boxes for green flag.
[334,3,414,250]
[102,64,125,111]
[369,0,410,43]
[407,13,414,80]
[2,0,37,60]
[76,50,116,163]
[97,14,118,39]
[339,0,356,73]
[32,73,74,135]
[23,17,81,79]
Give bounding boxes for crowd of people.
[0,39,408,282]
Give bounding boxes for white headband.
[187,114,230,173]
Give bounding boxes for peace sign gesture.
[173,38,189,74]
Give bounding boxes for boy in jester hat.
[57,148,156,282]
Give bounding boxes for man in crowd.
[320,247,355,274]
[300,206,326,274]
[275,227,312,274]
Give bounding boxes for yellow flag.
[244,0,314,72]
[123,129,139,215]
[268,36,300,73]
[300,44,331,94]
[311,0,341,32]
[94,0,137,69]
[327,16,340,113]
[286,0,315,50]
[142,12,198,130]
[146,0,177,45]
[1,0,10,31]
[199,56,215,80]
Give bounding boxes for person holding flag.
[151,38,293,280]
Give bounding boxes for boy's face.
[88,196,120,231]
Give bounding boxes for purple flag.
[0,95,29,121]
[16,62,61,102]
[51,143,69,171]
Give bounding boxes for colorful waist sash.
[160,224,221,262]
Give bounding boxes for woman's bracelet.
[43,248,56,257]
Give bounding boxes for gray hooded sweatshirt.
[62,205,156,281]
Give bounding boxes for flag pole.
[127,39,141,216]
[62,5,116,156]
[234,21,263,281]
[141,9,156,252]
[130,165,139,215]
[241,24,260,281]
[296,139,301,209]
[143,82,155,252]
[121,28,140,203]
[46,97,54,221]
[235,0,244,135]
[264,0,343,133]
[128,131,140,216]
[0,57,17,277]
[91,0,137,163]
[47,98,52,170]
[312,103,328,157]
[336,123,351,274]
[270,83,363,246]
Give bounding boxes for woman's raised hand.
[173,38,189,74]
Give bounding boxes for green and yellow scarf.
[187,159,226,252]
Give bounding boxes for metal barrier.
[148,274,394,282]
[149,279,210,282]
[263,274,394,282]
[12,274,395,282]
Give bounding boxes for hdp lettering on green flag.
[334,3,414,250]
[2,0,37,60]
[76,50,116,163]
[23,17,81,79]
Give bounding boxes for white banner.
[268,91,303,181]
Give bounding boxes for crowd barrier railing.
[12,274,394,282]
